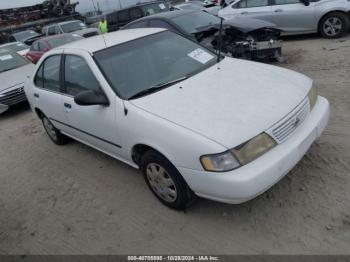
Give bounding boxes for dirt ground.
[0,34,349,255]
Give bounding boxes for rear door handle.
[64,103,71,109]
[34,93,39,98]
[274,9,283,12]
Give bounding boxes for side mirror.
[74,90,109,106]
[302,0,310,6]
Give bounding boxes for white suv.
[25,29,329,209]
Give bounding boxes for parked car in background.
[9,30,42,45]
[105,1,172,32]
[0,49,34,114]
[26,34,83,64]
[42,20,99,38]
[186,0,219,7]
[218,0,350,39]
[0,42,29,56]
[123,10,283,61]
[174,2,221,15]
[25,29,329,209]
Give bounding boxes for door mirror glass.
[74,90,109,106]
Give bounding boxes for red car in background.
[26,33,83,64]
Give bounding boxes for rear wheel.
[141,150,196,210]
[42,116,69,145]
[319,12,349,39]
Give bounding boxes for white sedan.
[24,28,329,209]
[0,49,34,114]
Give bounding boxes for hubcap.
[146,163,177,203]
[43,118,57,141]
[323,17,342,36]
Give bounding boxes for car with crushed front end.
[0,49,34,114]
[24,28,329,209]
[123,10,283,61]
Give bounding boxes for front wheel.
[141,150,196,210]
[319,12,349,39]
[42,116,69,145]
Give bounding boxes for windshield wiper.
[128,76,188,100]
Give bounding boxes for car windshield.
[141,2,170,15]
[13,31,39,41]
[1,42,29,52]
[0,50,29,73]
[171,11,220,34]
[94,31,216,99]
[61,21,87,33]
[47,34,83,48]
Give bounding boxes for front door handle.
[34,93,39,98]
[274,9,283,12]
[64,103,71,109]
[241,11,248,15]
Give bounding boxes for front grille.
[267,98,310,143]
[0,86,27,106]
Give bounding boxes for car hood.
[196,17,278,34]
[0,63,34,93]
[130,58,311,148]
[224,17,278,33]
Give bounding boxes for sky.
[0,0,150,13]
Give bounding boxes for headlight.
[308,85,318,110]
[231,133,277,165]
[200,151,240,172]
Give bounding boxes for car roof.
[57,20,82,26]
[0,42,25,47]
[37,33,80,42]
[55,28,166,53]
[0,48,16,55]
[12,30,36,36]
[104,0,167,15]
[133,9,196,21]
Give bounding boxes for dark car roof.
[125,9,196,25]
[105,0,170,15]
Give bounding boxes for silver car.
[42,20,99,38]
[219,0,350,38]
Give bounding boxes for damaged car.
[123,10,282,61]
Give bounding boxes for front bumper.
[178,96,330,204]
[0,84,27,113]
[249,40,282,60]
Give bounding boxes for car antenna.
[216,17,224,68]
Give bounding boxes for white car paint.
[24,29,330,204]
[0,42,30,57]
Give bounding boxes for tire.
[319,12,349,39]
[53,6,64,16]
[42,116,69,145]
[141,150,196,210]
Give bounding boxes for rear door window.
[235,0,269,8]
[42,55,61,92]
